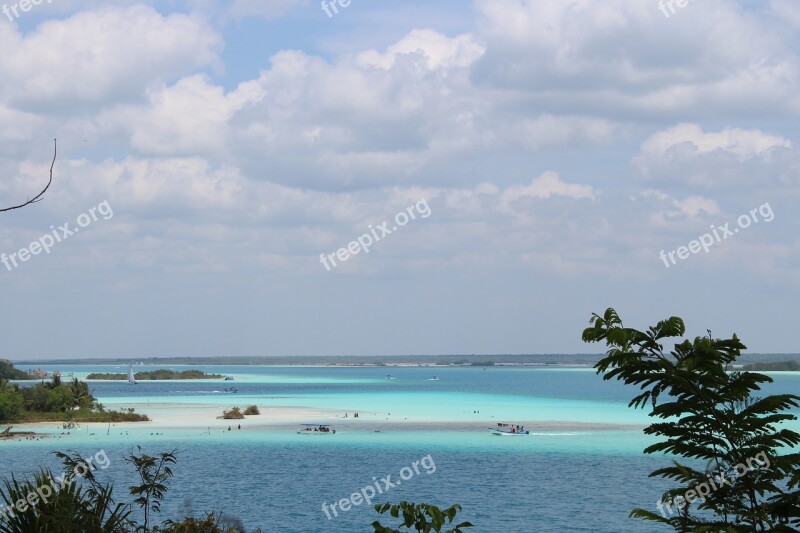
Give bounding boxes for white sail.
[127,365,137,384]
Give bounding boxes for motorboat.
[489,423,529,436]
[297,423,335,435]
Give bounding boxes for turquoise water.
[2,365,798,532]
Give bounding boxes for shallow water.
[2,365,798,532]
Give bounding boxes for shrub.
[372,502,473,532]
[243,405,260,416]
[222,407,244,420]
[162,511,263,532]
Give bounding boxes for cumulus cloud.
[634,124,794,187]
[472,0,800,118]
[500,172,596,208]
[222,30,493,189]
[639,190,721,226]
[0,5,222,110]
[639,123,791,160]
[357,29,485,70]
[769,0,800,28]
[98,75,264,157]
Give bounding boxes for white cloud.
[500,172,596,206]
[640,190,721,226]
[98,75,264,156]
[472,0,800,118]
[634,124,794,187]
[357,29,485,71]
[639,124,791,160]
[769,0,800,28]
[0,6,222,109]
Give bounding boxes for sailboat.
[127,365,137,385]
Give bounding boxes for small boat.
[489,423,529,436]
[386,375,395,380]
[428,376,439,381]
[127,365,137,385]
[223,387,239,393]
[297,424,335,435]
[224,376,235,381]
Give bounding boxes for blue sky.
[1,0,799,360]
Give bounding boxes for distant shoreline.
[15,354,607,366]
[13,352,800,368]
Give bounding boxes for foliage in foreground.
[583,308,800,532]
[126,447,178,532]
[0,451,132,533]
[372,502,473,533]
[161,512,259,533]
[1,449,465,532]
[0,449,263,533]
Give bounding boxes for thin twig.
[0,138,57,213]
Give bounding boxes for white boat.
[297,424,335,435]
[127,365,137,385]
[489,424,529,436]
[428,376,439,381]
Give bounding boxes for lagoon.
[2,365,798,532]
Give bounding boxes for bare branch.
[0,138,57,213]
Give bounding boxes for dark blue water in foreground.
[1,440,665,532]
